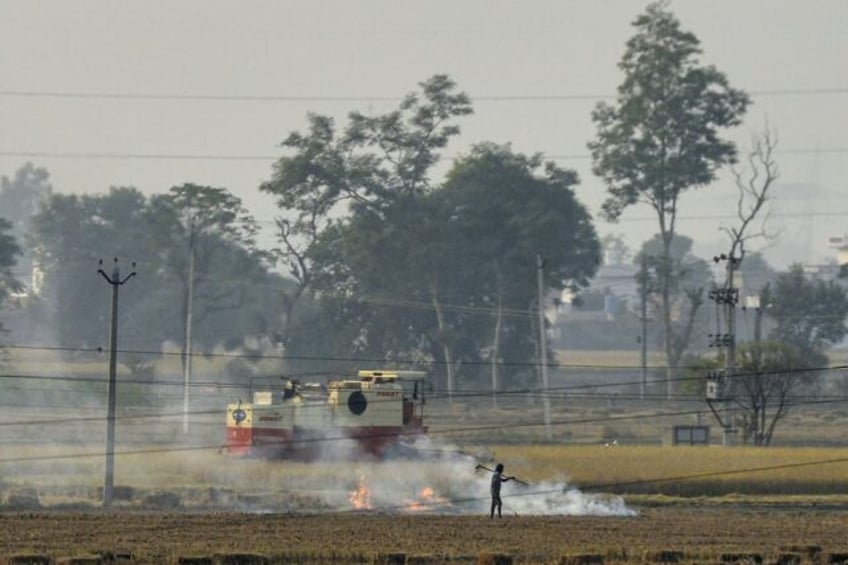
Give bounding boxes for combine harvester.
[223,370,429,459]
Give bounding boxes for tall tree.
[260,74,472,366]
[439,143,601,399]
[147,183,261,432]
[589,1,749,398]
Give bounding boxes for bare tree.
[716,125,779,356]
[709,125,779,442]
[722,125,780,265]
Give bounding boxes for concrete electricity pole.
[638,255,649,402]
[97,258,136,507]
[537,253,552,440]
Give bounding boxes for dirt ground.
[2,506,848,563]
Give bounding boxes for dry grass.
[553,349,666,367]
[7,442,848,500]
[489,444,848,496]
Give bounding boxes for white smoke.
[318,436,637,517]
[0,425,635,518]
[497,483,637,517]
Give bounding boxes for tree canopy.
[589,2,749,223]
[27,186,285,364]
[263,77,601,394]
[767,264,848,357]
[260,74,474,375]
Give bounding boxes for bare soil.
[2,506,847,563]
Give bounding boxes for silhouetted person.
[489,463,514,518]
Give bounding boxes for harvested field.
[1,507,848,564]
[5,446,848,562]
[5,363,848,564]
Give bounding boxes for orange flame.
[349,475,372,510]
[402,486,449,512]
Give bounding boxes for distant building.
[829,235,848,267]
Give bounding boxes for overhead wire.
[1,86,846,102]
[2,361,848,499]
[1,364,847,430]
[1,147,846,163]
[5,341,848,375]
[3,392,848,466]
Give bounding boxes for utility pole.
[536,253,552,440]
[639,255,648,402]
[97,258,136,507]
[706,253,739,446]
[723,254,739,446]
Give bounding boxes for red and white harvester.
[223,370,429,458]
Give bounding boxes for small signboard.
[673,425,710,446]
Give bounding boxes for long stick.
[475,463,529,486]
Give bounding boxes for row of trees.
[0,76,604,398]
[2,180,290,373]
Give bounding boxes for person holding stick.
[489,463,513,518]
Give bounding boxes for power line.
[6,341,848,375]
[0,150,276,161]
[0,86,846,103]
[2,147,847,163]
[1,362,846,424]
[2,394,848,465]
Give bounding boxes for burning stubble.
[0,435,635,517]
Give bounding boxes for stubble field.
[4,445,848,563]
[2,507,848,564]
[6,348,848,563]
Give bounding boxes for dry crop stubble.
[2,509,848,563]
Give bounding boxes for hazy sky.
[1,1,846,270]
